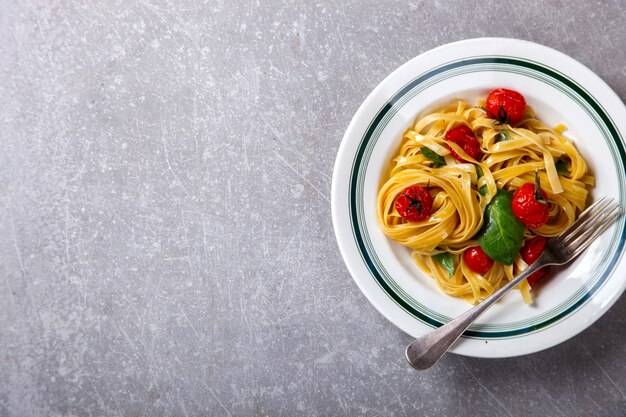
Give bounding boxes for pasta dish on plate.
[377,88,594,304]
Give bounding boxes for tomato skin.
[485,88,527,125]
[521,236,550,286]
[395,186,433,222]
[463,246,494,275]
[445,125,481,162]
[512,183,550,228]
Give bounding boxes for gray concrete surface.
[1,1,625,416]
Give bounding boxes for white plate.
[332,38,626,358]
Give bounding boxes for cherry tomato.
[521,236,550,286]
[512,183,550,228]
[445,125,481,162]
[463,246,494,275]
[485,88,527,125]
[395,185,433,222]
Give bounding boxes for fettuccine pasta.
[377,97,594,304]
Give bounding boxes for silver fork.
[405,196,622,371]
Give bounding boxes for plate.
[331,38,626,358]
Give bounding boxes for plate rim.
[354,56,625,335]
[331,37,626,358]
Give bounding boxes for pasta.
[377,96,594,304]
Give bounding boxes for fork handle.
[405,259,546,370]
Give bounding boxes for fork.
[405,196,622,371]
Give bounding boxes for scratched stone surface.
[1,0,625,416]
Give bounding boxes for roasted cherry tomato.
[445,125,481,162]
[485,88,527,125]
[512,178,550,228]
[521,236,550,286]
[463,246,494,275]
[395,185,433,222]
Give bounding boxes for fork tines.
[555,197,622,256]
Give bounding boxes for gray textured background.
[1,0,625,416]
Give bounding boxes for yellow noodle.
[377,100,594,304]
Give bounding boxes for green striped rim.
[361,64,621,329]
[349,56,626,338]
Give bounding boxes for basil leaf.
[555,159,569,176]
[498,130,512,142]
[476,166,488,195]
[433,252,455,277]
[478,190,525,265]
[420,147,445,168]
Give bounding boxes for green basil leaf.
[478,190,525,265]
[420,147,445,168]
[476,166,488,195]
[433,252,455,278]
[555,158,569,176]
[498,130,512,142]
